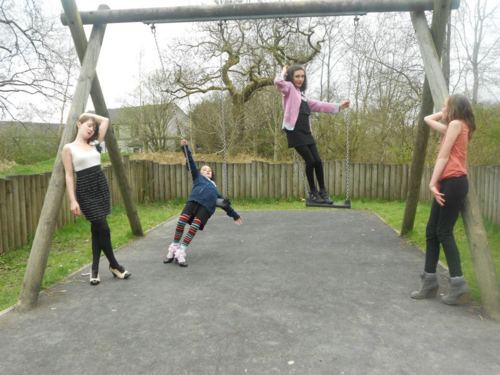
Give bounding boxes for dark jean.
[424,175,468,277]
[294,143,325,191]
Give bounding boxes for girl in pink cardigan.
[274,65,350,204]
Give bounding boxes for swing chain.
[150,23,168,83]
[344,15,360,202]
[344,103,351,202]
[218,20,228,196]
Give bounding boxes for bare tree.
[0,0,74,120]
[120,74,184,152]
[314,14,424,164]
[244,86,285,160]
[159,17,327,153]
[452,0,499,103]
[317,19,343,102]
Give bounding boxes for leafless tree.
[0,0,74,120]
[244,86,285,160]
[451,0,499,103]
[119,73,184,152]
[158,17,327,153]
[313,14,424,163]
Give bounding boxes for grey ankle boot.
[410,272,439,299]
[441,276,470,305]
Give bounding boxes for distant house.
[108,104,189,153]
[0,102,189,156]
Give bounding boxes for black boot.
[318,189,333,204]
[307,190,323,204]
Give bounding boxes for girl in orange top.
[411,94,475,305]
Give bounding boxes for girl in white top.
[62,113,131,285]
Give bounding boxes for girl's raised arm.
[180,139,198,179]
[424,112,447,134]
[274,66,292,95]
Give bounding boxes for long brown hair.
[446,94,476,139]
[285,65,308,92]
[76,115,99,144]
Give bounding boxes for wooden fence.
[1,159,498,254]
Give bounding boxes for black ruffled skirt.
[75,165,111,221]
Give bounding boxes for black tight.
[91,218,119,272]
[424,176,468,277]
[294,143,325,191]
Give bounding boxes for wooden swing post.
[17,14,108,312]
[402,0,451,236]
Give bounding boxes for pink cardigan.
[274,74,340,131]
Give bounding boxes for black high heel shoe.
[109,265,131,279]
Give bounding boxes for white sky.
[40,0,498,118]
[45,0,218,111]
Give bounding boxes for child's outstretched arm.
[216,195,242,225]
[180,139,199,179]
[307,99,350,114]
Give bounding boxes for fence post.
[0,179,7,254]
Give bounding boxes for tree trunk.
[402,1,450,235]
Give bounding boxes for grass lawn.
[0,200,184,311]
[0,198,498,312]
[0,154,115,178]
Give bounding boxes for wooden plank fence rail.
[1,162,499,254]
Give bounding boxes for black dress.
[284,99,315,148]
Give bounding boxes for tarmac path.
[0,210,499,374]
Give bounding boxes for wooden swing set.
[16,0,499,320]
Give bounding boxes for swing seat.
[305,199,351,209]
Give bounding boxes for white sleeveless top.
[68,143,101,172]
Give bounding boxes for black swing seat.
[305,199,351,209]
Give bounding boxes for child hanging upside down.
[164,139,243,267]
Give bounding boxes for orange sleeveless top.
[440,121,469,181]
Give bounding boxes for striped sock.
[181,217,202,248]
[174,214,190,242]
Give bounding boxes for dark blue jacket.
[183,145,240,220]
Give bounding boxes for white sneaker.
[164,242,179,264]
[175,246,188,267]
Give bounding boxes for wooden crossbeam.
[60,0,460,25]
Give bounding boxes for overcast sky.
[44,0,220,111]
[41,0,498,117]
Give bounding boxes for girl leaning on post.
[411,94,475,305]
[62,113,131,285]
